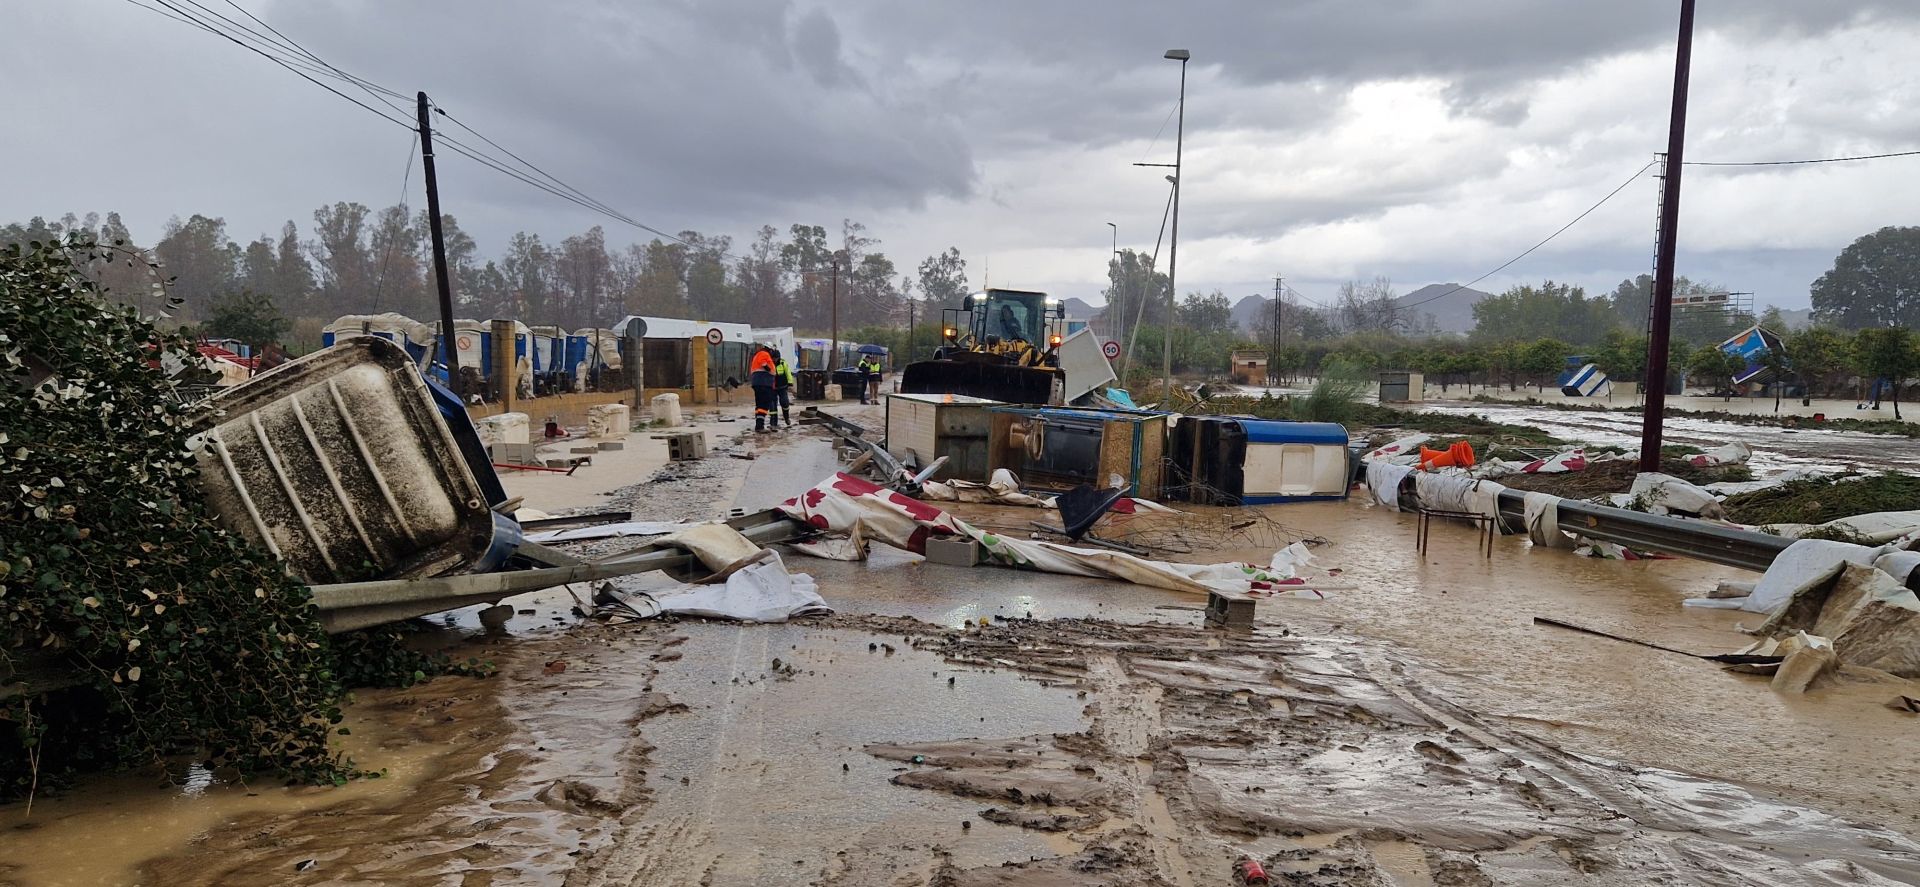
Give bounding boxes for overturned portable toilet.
[1170,417,1350,505]
[188,336,521,585]
[1562,363,1611,397]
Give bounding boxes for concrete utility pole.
[1639,0,1696,472]
[1271,275,1284,387]
[416,91,461,397]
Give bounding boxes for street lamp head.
[1106,221,1116,229]
[1164,49,1190,61]
[1165,174,1178,184]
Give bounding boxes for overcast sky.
[8,1,1920,313]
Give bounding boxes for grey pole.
[1162,49,1189,403]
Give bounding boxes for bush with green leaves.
[0,234,482,796]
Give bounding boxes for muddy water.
[570,623,1085,885]
[0,685,449,887]
[8,414,1920,885]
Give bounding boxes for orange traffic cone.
[1449,440,1477,469]
[1417,446,1456,470]
[1418,441,1478,471]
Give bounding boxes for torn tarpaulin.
[777,473,1340,597]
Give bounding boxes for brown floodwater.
[3,417,1917,885]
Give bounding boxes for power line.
[138,0,415,129]
[1685,149,1920,167]
[369,137,418,313]
[1397,160,1658,311]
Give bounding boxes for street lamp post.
[1105,221,1119,366]
[1161,50,1189,401]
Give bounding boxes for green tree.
[1755,339,1793,413]
[1470,280,1615,346]
[1178,289,1234,334]
[1850,326,1919,419]
[1785,326,1845,399]
[1811,226,1920,329]
[1516,338,1571,390]
[203,290,290,366]
[916,247,969,310]
[1686,344,1743,400]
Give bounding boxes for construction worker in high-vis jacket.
[772,350,795,427]
[749,345,777,433]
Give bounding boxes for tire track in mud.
[568,627,780,887]
[1083,653,1196,887]
[839,614,1920,887]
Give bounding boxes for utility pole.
[1639,0,1696,472]
[1163,50,1189,402]
[417,91,461,397]
[907,298,915,363]
[829,256,840,369]
[1271,275,1284,388]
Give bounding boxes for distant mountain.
[1230,294,1269,333]
[1061,296,1099,320]
[1394,283,1495,335]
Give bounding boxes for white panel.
[1057,328,1118,402]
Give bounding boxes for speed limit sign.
[1101,340,1121,359]
[705,328,724,345]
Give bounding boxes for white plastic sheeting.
[1364,433,1429,465]
[1366,461,1414,509]
[777,473,1338,597]
[1628,473,1724,518]
[1686,538,1883,613]
[526,520,706,543]
[921,469,1055,508]
[611,549,831,623]
[1685,441,1753,468]
[1523,492,1575,549]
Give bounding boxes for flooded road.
[4,412,1918,885]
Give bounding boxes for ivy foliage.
[0,234,484,796]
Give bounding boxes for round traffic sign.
[1101,340,1121,359]
[705,327,724,345]
[455,335,474,351]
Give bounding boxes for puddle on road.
[623,623,1086,883]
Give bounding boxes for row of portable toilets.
[320,313,623,396]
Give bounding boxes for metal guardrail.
[312,508,807,632]
[1489,489,1791,573]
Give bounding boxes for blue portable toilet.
[1170,416,1351,505]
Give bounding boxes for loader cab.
[940,289,1067,359]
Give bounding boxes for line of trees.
[1,212,981,350]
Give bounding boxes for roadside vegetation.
[1721,473,1920,526]
[0,236,483,800]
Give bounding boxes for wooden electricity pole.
[417,91,461,396]
[1639,0,1696,471]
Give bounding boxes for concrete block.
[587,402,631,439]
[478,411,531,446]
[1205,592,1255,631]
[651,393,684,428]
[544,458,571,469]
[597,441,625,451]
[924,536,981,567]
[570,445,599,455]
[489,442,536,464]
[823,384,843,402]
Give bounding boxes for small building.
[1378,370,1424,403]
[1229,349,1269,386]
